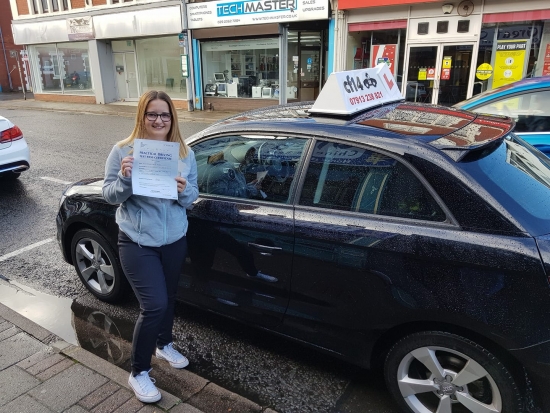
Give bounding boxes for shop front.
[187,0,330,111]
[12,4,191,106]
[339,0,550,106]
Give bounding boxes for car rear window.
[459,135,550,236]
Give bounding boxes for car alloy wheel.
[384,331,524,413]
[70,228,127,303]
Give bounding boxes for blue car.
[455,76,550,156]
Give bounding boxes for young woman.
[102,90,198,403]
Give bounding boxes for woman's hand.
[121,156,134,178]
[175,176,187,193]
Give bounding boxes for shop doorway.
[299,46,321,101]
[404,43,474,106]
[114,52,139,101]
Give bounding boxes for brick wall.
[72,0,86,9]
[94,0,107,5]
[0,1,25,92]
[35,94,96,104]
[15,0,29,15]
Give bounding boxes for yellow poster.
[476,63,493,80]
[418,68,427,80]
[492,40,526,88]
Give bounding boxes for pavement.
[0,91,276,413]
[0,91,240,123]
[0,302,279,413]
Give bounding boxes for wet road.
[0,109,400,413]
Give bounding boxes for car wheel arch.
[63,220,117,266]
[370,320,525,383]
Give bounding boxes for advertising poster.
[418,68,427,80]
[371,44,397,76]
[543,44,550,76]
[441,56,452,80]
[426,67,436,80]
[476,63,493,80]
[493,40,527,88]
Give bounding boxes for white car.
[0,115,30,179]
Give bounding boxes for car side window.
[475,91,550,133]
[191,135,308,204]
[299,141,446,222]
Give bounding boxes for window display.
[28,42,93,95]
[474,20,548,96]
[202,38,280,99]
[135,36,187,100]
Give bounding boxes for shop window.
[346,29,406,90]
[28,42,93,95]
[201,38,280,99]
[418,23,429,35]
[475,20,547,95]
[457,20,470,33]
[437,21,449,34]
[135,36,187,100]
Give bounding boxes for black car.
[57,66,550,413]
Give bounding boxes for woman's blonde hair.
[117,90,189,159]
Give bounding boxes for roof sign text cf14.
[309,64,404,116]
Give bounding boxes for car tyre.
[0,172,21,180]
[71,228,128,303]
[384,331,523,413]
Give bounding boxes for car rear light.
[0,125,23,143]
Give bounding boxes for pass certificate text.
[132,139,179,200]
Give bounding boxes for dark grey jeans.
[118,231,187,375]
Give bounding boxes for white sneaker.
[128,370,161,403]
[156,342,189,369]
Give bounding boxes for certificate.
[132,139,179,200]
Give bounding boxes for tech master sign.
[187,0,328,29]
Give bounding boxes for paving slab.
[0,332,48,370]
[0,365,41,407]
[28,363,109,412]
[0,394,54,413]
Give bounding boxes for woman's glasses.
[145,112,172,122]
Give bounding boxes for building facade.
[1,1,25,93]
[187,0,331,111]
[9,0,192,108]
[336,0,550,106]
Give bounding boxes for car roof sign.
[309,64,404,116]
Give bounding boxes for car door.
[180,134,309,328]
[284,139,543,361]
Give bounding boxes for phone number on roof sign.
[349,91,384,106]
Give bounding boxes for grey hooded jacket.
[102,143,199,247]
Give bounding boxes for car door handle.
[248,243,282,255]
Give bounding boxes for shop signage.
[476,63,493,80]
[426,67,436,80]
[493,40,526,88]
[187,0,329,29]
[371,44,397,76]
[339,0,441,9]
[181,55,189,78]
[441,56,452,80]
[202,38,278,52]
[309,64,403,116]
[66,16,95,41]
[543,44,550,76]
[418,68,427,80]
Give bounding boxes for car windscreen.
[458,134,550,236]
